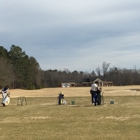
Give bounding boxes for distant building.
[81,82,91,87]
[60,78,113,87]
[93,78,113,86]
[60,81,75,87]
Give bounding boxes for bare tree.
[102,62,110,78]
[96,66,101,76]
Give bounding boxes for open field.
[5,85,140,98]
[0,86,140,140]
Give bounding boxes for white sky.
[1,0,140,72]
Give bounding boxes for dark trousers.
[91,93,94,104]
[94,93,98,106]
[90,90,94,103]
[90,90,98,106]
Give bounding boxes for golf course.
[0,86,140,140]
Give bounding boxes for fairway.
[0,86,140,140]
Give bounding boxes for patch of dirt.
[105,115,140,121]
[0,116,51,123]
[31,116,51,120]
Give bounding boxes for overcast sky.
[1,0,140,72]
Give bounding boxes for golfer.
[90,81,98,106]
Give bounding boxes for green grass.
[0,96,140,140]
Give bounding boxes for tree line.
[0,45,140,89]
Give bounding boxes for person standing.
[90,81,98,106]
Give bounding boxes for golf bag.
[1,92,10,107]
[96,89,101,105]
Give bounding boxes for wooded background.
[1,45,140,89]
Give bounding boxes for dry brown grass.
[4,85,140,98]
[0,86,140,140]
